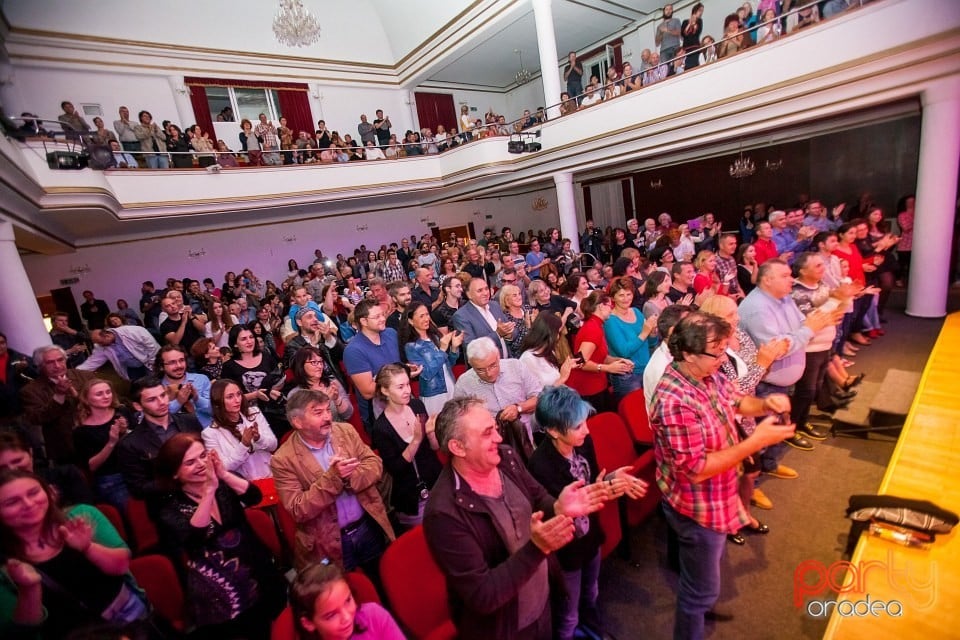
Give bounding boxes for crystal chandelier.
[273,0,322,48]
[514,49,533,85]
[729,148,756,178]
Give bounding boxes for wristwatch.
[514,404,522,415]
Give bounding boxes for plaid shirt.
[254,122,279,150]
[377,260,407,284]
[714,254,741,296]
[650,362,750,534]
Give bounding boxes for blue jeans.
[663,503,726,640]
[145,153,169,169]
[610,370,644,403]
[755,381,791,472]
[95,472,130,513]
[341,513,386,573]
[556,550,602,640]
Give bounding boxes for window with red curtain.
[183,77,314,134]
[187,86,216,138]
[414,92,458,134]
[276,90,313,136]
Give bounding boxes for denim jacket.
[404,338,457,398]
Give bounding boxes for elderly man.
[714,234,743,300]
[650,312,796,640]
[423,396,608,640]
[411,267,440,310]
[272,388,394,572]
[20,345,98,464]
[454,337,543,457]
[739,259,843,460]
[451,278,513,358]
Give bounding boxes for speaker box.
[87,145,116,170]
[507,140,525,154]
[46,151,85,170]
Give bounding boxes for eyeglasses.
[501,278,517,284]
[305,359,324,366]
[697,350,727,360]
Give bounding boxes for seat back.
[95,503,128,543]
[125,497,159,555]
[587,412,638,471]
[130,554,186,631]
[245,507,282,561]
[380,525,452,639]
[618,389,655,446]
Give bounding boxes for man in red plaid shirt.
[650,312,795,640]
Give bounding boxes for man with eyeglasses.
[344,299,421,427]
[650,312,795,639]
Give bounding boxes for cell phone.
[574,351,586,365]
[777,413,791,425]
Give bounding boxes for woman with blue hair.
[528,385,648,640]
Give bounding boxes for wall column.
[531,0,563,121]
[0,220,51,354]
[906,79,960,318]
[167,76,196,129]
[555,172,580,252]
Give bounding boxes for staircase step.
[869,369,922,417]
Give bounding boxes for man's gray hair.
[466,336,500,363]
[33,344,66,368]
[768,210,786,223]
[435,396,488,454]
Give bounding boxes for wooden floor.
[824,313,960,639]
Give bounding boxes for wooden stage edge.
[823,312,960,639]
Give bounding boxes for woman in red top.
[832,221,874,348]
[692,250,728,297]
[566,290,634,413]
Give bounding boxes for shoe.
[841,348,859,358]
[842,373,866,390]
[850,334,872,346]
[744,520,770,534]
[785,434,814,451]
[841,359,855,368]
[765,464,799,479]
[867,329,885,338]
[727,533,746,545]
[833,389,857,400]
[800,424,830,441]
[845,342,861,351]
[751,488,773,510]
[705,609,735,622]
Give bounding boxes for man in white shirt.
[643,305,693,412]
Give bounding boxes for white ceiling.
[2,0,664,89]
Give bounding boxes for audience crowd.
[0,177,911,638]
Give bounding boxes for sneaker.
[751,488,773,510]
[785,434,815,451]
[800,424,830,441]
[765,464,799,479]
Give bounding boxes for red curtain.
[277,90,314,135]
[414,92,458,134]
[184,76,309,91]
[188,85,216,137]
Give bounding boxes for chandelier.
[729,148,756,179]
[514,49,533,85]
[273,0,322,48]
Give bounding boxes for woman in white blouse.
[202,379,278,481]
[518,312,578,387]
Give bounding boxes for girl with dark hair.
[519,313,578,386]
[0,469,149,637]
[154,434,285,637]
[370,364,441,531]
[400,302,462,416]
[287,346,353,421]
[248,319,277,359]
[204,298,236,348]
[202,379,277,482]
[290,562,404,639]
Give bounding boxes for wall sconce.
[282,234,297,243]
[187,248,206,259]
[650,179,663,190]
[356,225,368,232]
[69,264,91,275]
[765,159,783,172]
[532,197,548,211]
[175,83,191,96]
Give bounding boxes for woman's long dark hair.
[398,302,442,354]
[519,313,562,369]
[290,346,334,388]
[210,378,257,441]
[154,433,202,493]
[0,469,67,560]
[228,324,260,359]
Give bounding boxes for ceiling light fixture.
[273,0,322,48]
[729,147,756,179]
[514,49,533,86]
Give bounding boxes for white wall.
[20,189,562,307]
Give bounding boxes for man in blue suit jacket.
[451,278,514,359]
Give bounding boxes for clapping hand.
[208,449,228,480]
[555,478,606,518]
[602,466,649,500]
[59,516,95,553]
[330,456,360,479]
[529,511,574,554]
[5,559,40,587]
[450,330,465,350]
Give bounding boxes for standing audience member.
[272,389,395,572]
[400,302,462,416]
[604,277,657,401]
[423,397,610,640]
[72,379,135,511]
[202,379,278,482]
